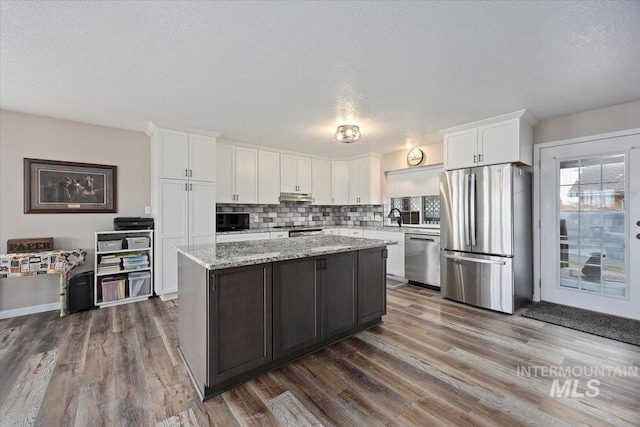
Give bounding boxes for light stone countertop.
[216,225,439,235]
[177,235,396,270]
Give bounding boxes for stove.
[272,225,316,229]
[288,228,323,237]
[271,226,324,237]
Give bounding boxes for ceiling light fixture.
[334,125,361,143]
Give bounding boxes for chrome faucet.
[387,208,403,227]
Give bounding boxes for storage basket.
[128,271,151,297]
[101,276,125,302]
[97,239,123,252]
[125,236,150,250]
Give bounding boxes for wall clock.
[407,148,424,166]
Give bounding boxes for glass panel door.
[558,154,626,297]
[539,132,639,320]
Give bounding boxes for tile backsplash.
[217,203,384,228]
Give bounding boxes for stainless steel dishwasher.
[405,233,440,288]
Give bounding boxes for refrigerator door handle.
[464,174,470,246]
[442,253,506,265]
[470,173,476,247]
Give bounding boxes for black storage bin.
[67,271,95,313]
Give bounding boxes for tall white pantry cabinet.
[147,123,219,301]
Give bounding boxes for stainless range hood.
[279,192,313,203]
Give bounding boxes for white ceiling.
[2,1,640,157]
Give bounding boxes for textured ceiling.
[2,1,640,157]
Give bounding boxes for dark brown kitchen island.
[176,235,393,400]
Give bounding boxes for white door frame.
[533,128,640,302]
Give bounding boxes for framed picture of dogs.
[24,158,117,213]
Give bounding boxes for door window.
[558,154,626,297]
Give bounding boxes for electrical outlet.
[144,206,151,215]
[254,215,259,223]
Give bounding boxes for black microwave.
[216,212,250,232]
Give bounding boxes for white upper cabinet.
[478,119,530,166]
[152,128,216,181]
[189,134,216,181]
[444,128,477,171]
[296,157,312,193]
[311,159,331,205]
[331,161,349,205]
[235,147,258,204]
[258,151,280,204]
[216,143,235,203]
[280,154,297,193]
[280,154,311,193]
[156,130,190,180]
[348,157,381,205]
[441,110,537,170]
[216,143,258,204]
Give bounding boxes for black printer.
[114,217,154,231]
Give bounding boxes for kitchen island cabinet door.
[209,264,272,385]
[320,252,357,339]
[273,258,320,359]
[358,248,387,324]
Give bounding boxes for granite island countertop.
[177,235,396,270]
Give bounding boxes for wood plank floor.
[1,285,638,426]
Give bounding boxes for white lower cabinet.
[363,230,405,277]
[337,228,364,238]
[322,229,341,236]
[348,229,364,238]
[155,179,215,300]
[216,232,270,243]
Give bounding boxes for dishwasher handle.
[408,237,436,242]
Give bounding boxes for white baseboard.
[159,292,178,301]
[0,302,61,320]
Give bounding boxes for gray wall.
[0,110,150,313]
[534,100,640,144]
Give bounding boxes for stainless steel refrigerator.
[439,164,532,314]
